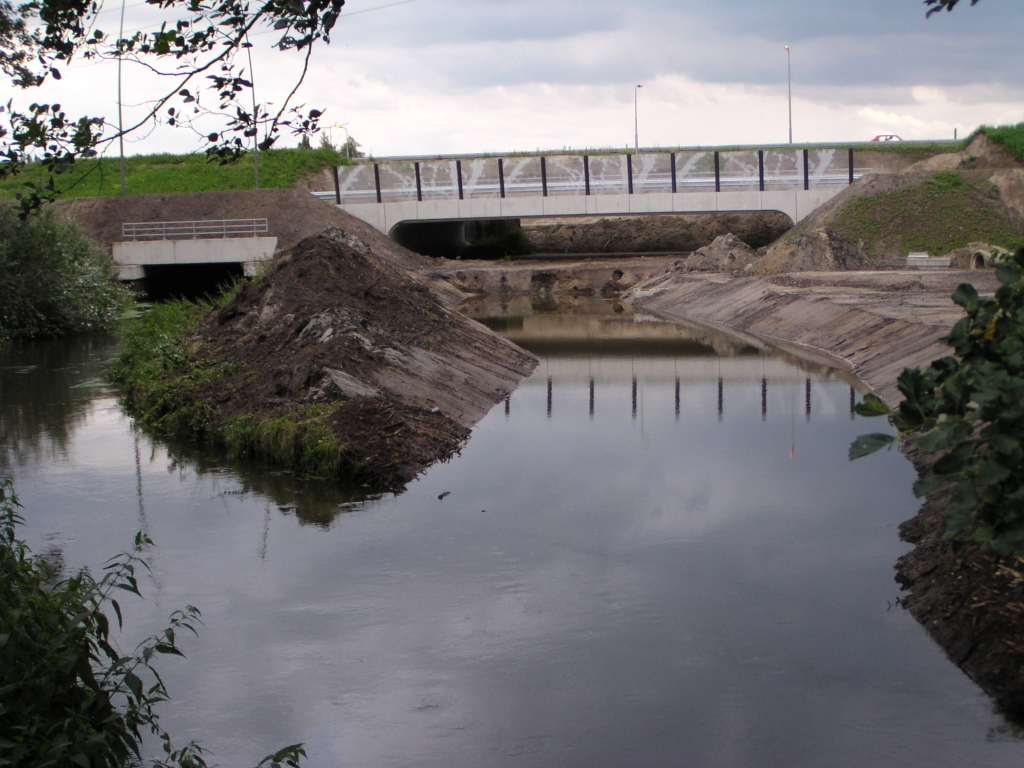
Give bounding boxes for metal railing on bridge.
[327,148,869,205]
[121,218,269,241]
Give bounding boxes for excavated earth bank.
[622,267,1024,718]
[136,223,536,490]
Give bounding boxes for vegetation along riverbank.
[112,223,535,490]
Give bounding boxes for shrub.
[0,206,131,341]
[851,248,1024,556]
[0,477,305,767]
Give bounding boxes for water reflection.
[0,334,120,468]
[4,309,1024,768]
[157,439,378,527]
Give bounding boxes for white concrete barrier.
[112,236,278,280]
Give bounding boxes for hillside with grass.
[828,170,1024,258]
[0,146,352,201]
[752,128,1024,273]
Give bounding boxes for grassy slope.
[112,291,362,482]
[828,171,1024,258]
[979,123,1024,163]
[0,147,351,200]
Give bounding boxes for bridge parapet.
[114,218,276,280]
[330,148,866,206]
[322,148,870,234]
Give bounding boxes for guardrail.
[331,148,868,205]
[121,218,269,241]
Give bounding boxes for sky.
[15,0,1024,158]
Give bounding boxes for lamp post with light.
[785,45,792,144]
[634,84,643,152]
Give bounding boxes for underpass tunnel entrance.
[139,262,245,301]
[390,219,529,260]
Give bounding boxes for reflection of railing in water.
[505,376,859,423]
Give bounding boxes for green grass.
[111,289,358,481]
[979,123,1024,163]
[0,146,352,200]
[829,171,1024,258]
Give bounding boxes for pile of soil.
[677,233,759,274]
[521,212,792,255]
[185,224,536,489]
[896,446,1024,721]
[752,229,869,274]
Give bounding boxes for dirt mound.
[186,225,536,488]
[753,229,869,274]
[522,212,792,255]
[679,233,758,274]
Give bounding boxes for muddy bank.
[118,222,536,490]
[622,267,1024,717]
[522,212,792,255]
[624,269,999,403]
[896,447,1024,720]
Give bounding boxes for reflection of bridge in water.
[507,363,857,423]
[474,309,859,423]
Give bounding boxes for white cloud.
[11,0,1024,158]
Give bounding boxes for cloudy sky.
[22,0,1024,158]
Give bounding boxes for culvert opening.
[141,262,245,301]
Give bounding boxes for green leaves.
[854,393,890,417]
[0,477,304,768]
[849,433,895,460]
[997,260,1022,285]
[851,246,1024,556]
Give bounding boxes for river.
[2,303,1022,767]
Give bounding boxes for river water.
[2,304,1023,767]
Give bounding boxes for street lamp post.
[117,0,126,195]
[634,84,643,152]
[785,45,792,144]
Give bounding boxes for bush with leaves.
[0,205,131,341]
[0,477,305,767]
[851,248,1024,556]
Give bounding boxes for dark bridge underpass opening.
[139,262,245,301]
[390,219,529,260]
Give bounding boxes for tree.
[924,0,983,16]
[0,0,346,214]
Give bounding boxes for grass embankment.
[829,171,1024,258]
[0,146,351,200]
[112,293,355,481]
[979,123,1024,163]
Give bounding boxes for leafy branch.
[851,249,1024,556]
[0,476,305,767]
[0,0,344,215]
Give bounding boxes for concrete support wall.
[336,188,842,235]
[112,237,278,280]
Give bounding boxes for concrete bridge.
[321,145,867,235]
